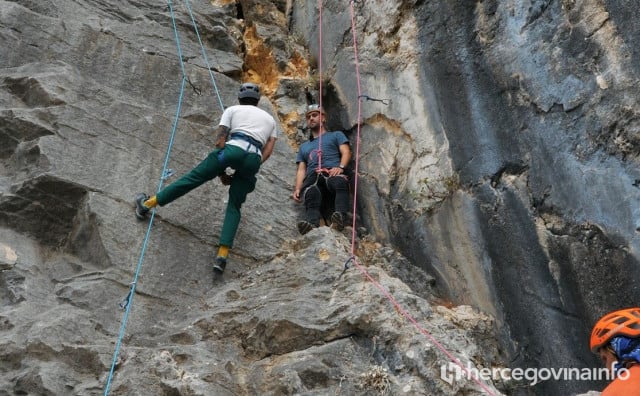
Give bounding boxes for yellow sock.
[143,195,158,208]
[217,245,229,258]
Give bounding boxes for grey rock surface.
[0,0,503,395]
[1,0,632,395]
[291,1,640,394]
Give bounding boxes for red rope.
[348,2,362,255]
[346,2,497,395]
[316,0,324,172]
[350,256,498,395]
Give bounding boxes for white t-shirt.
[219,104,277,146]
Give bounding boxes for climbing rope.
[183,0,225,111]
[103,1,225,394]
[343,1,497,395]
[348,0,363,256]
[315,0,324,172]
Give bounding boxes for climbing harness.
[229,131,264,155]
[301,169,348,204]
[103,1,225,394]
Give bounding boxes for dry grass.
[359,365,391,394]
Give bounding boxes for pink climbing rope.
[344,2,498,395]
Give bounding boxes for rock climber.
[293,104,351,235]
[135,82,277,275]
[590,307,640,395]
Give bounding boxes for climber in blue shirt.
[293,104,351,234]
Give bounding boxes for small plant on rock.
[358,365,391,394]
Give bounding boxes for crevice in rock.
[253,333,359,364]
[0,270,26,306]
[3,76,66,108]
[489,162,529,188]
[65,199,111,269]
[13,369,53,396]
[0,315,15,331]
[12,140,50,176]
[8,0,60,18]
[25,341,105,375]
[0,341,22,371]
[240,318,357,360]
[0,110,55,160]
[308,80,349,133]
[588,105,640,161]
[235,1,244,20]
[546,220,640,317]
[0,175,88,247]
[524,0,553,29]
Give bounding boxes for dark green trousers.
[156,145,261,248]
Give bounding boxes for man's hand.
[220,173,233,185]
[327,166,344,177]
[293,162,307,202]
[214,136,226,149]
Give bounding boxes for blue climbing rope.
[103,0,225,393]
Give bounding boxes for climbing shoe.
[213,256,227,274]
[330,212,345,231]
[297,220,315,235]
[134,193,150,220]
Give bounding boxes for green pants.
[156,145,261,248]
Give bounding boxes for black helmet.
[238,82,260,100]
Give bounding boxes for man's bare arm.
[214,125,230,148]
[261,137,276,163]
[293,161,307,202]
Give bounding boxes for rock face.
[0,0,501,395]
[0,225,505,395]
[292,1,640,395]
[1,0,635,395]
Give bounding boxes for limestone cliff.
[2,0,637,395]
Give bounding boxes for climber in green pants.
[134,82,278,275]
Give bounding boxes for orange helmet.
[590,308,640,352]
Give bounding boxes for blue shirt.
[296,131,349,177]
